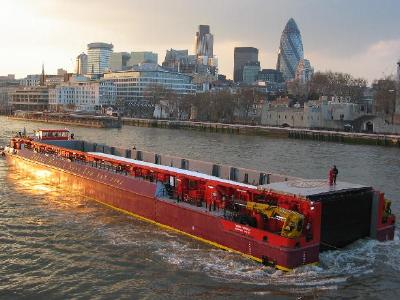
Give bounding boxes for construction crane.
[241,201,304,238]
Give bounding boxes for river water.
[0,116,399,299]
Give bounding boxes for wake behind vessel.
[2,129,396,271]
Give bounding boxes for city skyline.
[1,0,399,82]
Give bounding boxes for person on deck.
[332,165,338,184]
[329,165,339,185]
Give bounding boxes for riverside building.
[48,80,116,112]
[103,63,196,107]
[0,75,19,109]
[10,87,49,111]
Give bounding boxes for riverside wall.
[8,115,122,129]
[122,117,400,147]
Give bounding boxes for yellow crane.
[244,201,304,238]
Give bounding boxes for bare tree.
[183,91,237,122]
[143,84,169,106]
[287,79,309,101]
[210,91,236,123]
[309,71,367,102]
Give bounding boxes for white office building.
[20,75,41,86]
[49,80,116,111]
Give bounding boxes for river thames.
[0,116,399,299]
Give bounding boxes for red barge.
[2,129,396,271]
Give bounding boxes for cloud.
[308,39,400,83]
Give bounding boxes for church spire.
[40,63,45,86]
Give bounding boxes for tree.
[235,88,265,123]
[309,71,367,102]
[141,84,179,119]
[115,97,125,113]
[143,84,169,106]
[210,91,236,122]
[183,91,237,122]
[287,79,309,101]
[236,88,255,121]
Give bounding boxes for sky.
[0,0,399,83]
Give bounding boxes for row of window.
[265,113,320,121]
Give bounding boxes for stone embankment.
[9,115,122,128]
[122,117,400,147]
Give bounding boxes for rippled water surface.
[0,116,399,299]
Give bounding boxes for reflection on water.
[0,116,399,299]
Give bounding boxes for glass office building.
[276,18,304,81]
[233,47,259,83]
[242,62,260,84]
[103,64,196,106]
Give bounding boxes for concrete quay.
[122,117,400,147]
[9,115,122,129]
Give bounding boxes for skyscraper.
[87,42,113,76]
[75,53,88,75]
[193,25,218,77]
[233,47,259,82]
[276,18,304,81]
[195,25,213,58]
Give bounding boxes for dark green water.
[0,116,399,299]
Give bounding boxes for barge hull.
[6,151,320,270]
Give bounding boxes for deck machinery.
[3,129,396,270]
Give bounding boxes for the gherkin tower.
[276,18,304,81]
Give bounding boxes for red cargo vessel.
[2,129,396,271]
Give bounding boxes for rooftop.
[87,42,113,50]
